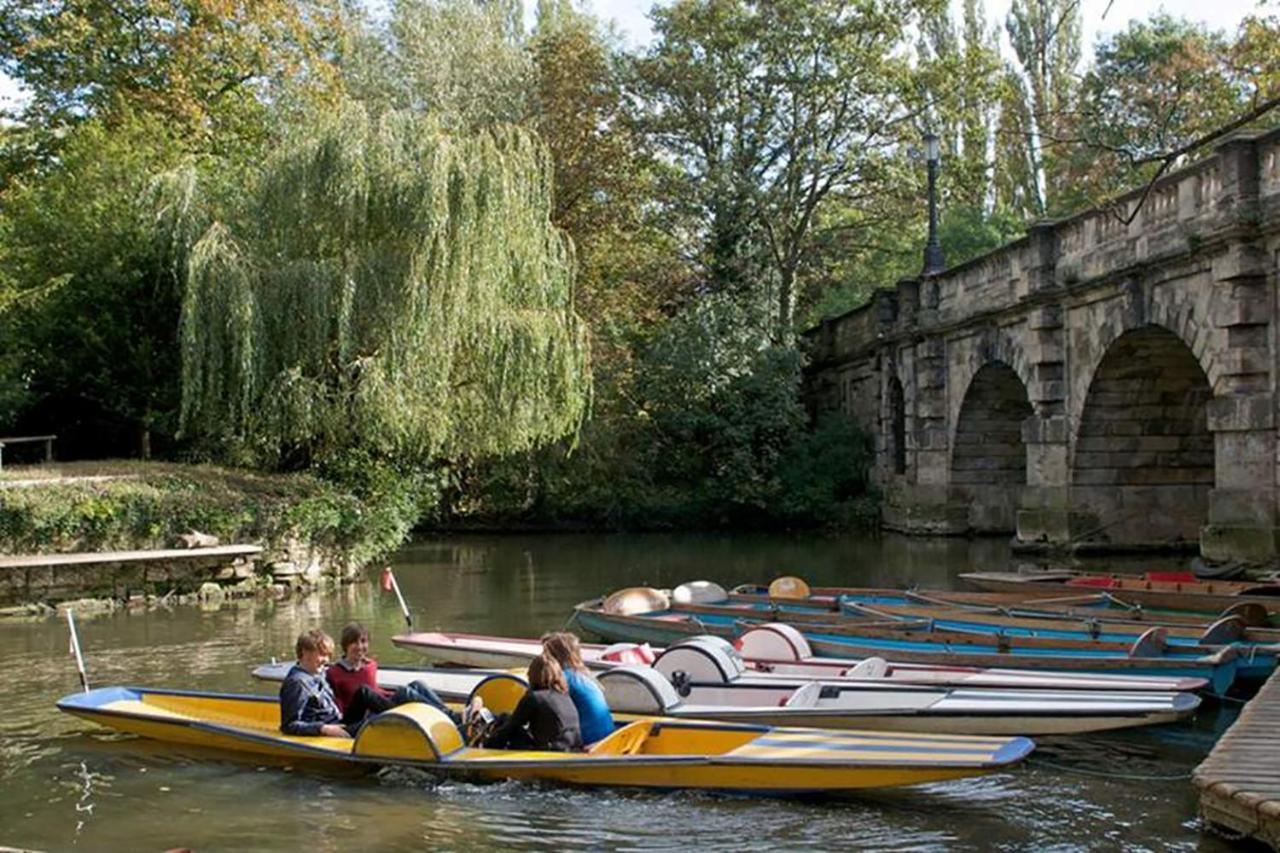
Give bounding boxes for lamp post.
[921,132,945,276]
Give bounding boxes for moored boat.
[959,570,1280,620]
[572,593,1242,694]
[254,639,1202,736]
[56,686,1033,794]
[390,629,1209,692]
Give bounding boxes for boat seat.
[598,666,681,714]
[843,657,888,679]
[587,721,652,756]
[782,682,821,708]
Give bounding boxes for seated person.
[484,653,582,752]
[279,630,365,738]
[542,631,614,746]
[325,622,456,724]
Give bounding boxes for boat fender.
[671,580,729,605]
[688,635,748,673]
[736,624,812,662]
[655,638,744,684]
[353,704,463,762]
[602,587,670,616]
[467,673,529,716]
[767,576,811,600]
[598,666,682,714]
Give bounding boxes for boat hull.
[57,687,1030,794]
[573,604,1240,695]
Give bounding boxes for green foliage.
[632,0,939,339]
[0,110,188,454]
[172,100,591,468]
[0,462,428,567]
[774,413,879,527]
[454,295,878,529]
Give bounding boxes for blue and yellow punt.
[56,687,1032,794]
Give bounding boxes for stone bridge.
[804,128,1280,565]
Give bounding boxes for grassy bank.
[0,461,426,571]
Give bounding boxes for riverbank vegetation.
[0,1,1276,548]
[0,461,432,568]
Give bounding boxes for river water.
[0,533,1241,851]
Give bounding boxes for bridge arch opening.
[951,362,1032,487]
[1072,325,1213,548]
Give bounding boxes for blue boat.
[573,590,1242,695]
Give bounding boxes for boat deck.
[1193,667,1280,848]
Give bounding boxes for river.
[0,532,1240,850]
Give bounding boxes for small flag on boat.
[380,566,394,592]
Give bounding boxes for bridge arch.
[1070,323,1214,547]
[949,361,1033,532]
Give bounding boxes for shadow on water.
[0,530,1249,851]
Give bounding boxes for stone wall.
[806,128,1280,564]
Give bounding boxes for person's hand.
[320,724,351,738]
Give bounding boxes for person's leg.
[342,684,392,728]
[394,680,462,725]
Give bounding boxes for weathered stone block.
[1022,415,1068,444]
[1206,394,1275,431]
[1208,487,1277,526]
[1200,524,1280,564]
[1028,305,1063,330]
[1212,243,1268,282]
[1212,296,1271,327]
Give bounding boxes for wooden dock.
[1194,667,1280,848]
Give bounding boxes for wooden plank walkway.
[1193,667,1280,848]
[0,545,261,569]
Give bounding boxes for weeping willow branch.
[168,101,591,467]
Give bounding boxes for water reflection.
[0,532,1233,851]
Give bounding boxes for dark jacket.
[486,688,582,752]
[279,664,343,736]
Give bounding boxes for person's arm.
[366,659,392,698]
[485,693,535,749]
[280,677,325,736]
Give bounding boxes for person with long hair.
[541,631,614,745]
[485,653,582,752]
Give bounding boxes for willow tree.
[174,101,591,467]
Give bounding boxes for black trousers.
[341,682,458,731]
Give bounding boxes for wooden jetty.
[1194,667,1280,848]
[0,545,262,606]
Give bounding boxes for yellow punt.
[58,686,1033,795]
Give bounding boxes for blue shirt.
[565,669,614,745]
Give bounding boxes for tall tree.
[633,0,935,340]
[342,0,533,130]
[1065,16,1249,205]
[0,0,342,157]
[171,101,591,467]
[1003,0,1082,216]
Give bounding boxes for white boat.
[257,638,1201,736]
[390,625,1210,693]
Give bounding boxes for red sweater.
[324,659,392,713]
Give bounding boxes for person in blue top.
[541,631,614,746]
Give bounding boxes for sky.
[0,0,1268,111]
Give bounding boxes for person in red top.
[325,622,460,725]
